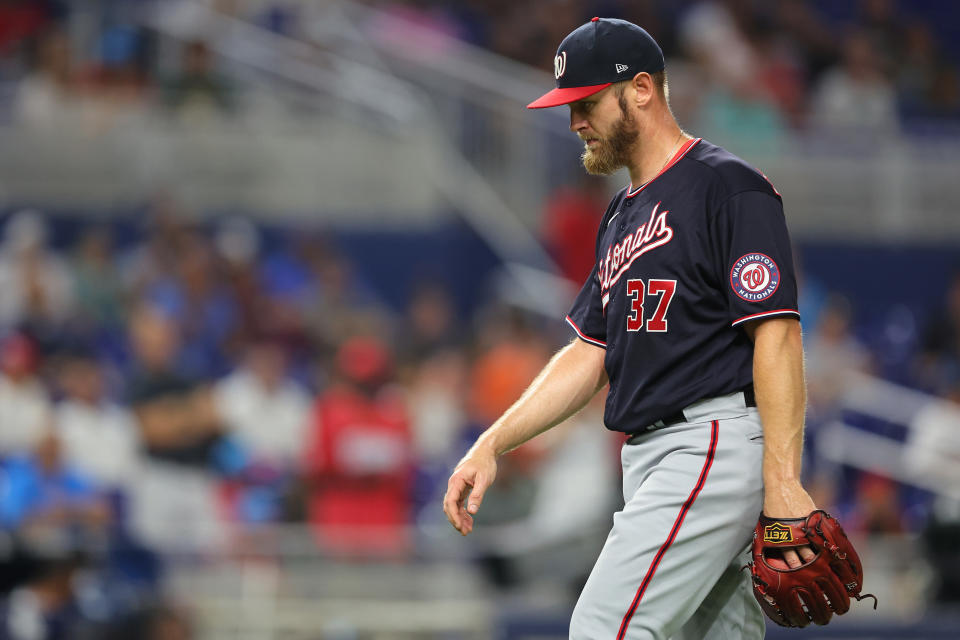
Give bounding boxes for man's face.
[569,86,639,176]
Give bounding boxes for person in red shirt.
[541,175,610,284]
[303,336,413,557]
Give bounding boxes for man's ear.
[631,72,655,107]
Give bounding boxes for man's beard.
[581,103,638,176]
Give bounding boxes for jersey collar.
[625,137,701,199]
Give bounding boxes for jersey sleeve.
[713,190,800,327]
[566,261,607,348]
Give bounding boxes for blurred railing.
[153,522,934,638]
[818,372,960,501]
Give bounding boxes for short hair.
[614,70,669,103]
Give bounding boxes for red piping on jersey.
[565,315,607,348]
[731,309,800,327]
[616,419,719,640]
[625,138,701,199]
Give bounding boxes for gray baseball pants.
[569,391,766,639]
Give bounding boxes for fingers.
[442,475,471,535]
[443,455,496,536]
[782,548,802,569]
[443,472,490,536]
[783,544,816,569]
[467,475,489,515]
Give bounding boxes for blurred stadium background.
[0,0,958,638]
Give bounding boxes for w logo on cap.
[554,51,567,79]
[616,63,629,73]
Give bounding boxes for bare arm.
[745,316,817,567]
[443,338,608,535]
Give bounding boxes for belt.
[625,385,756,445]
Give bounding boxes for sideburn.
[608,92,638,164]
[581,92,639,176]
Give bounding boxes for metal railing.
[817,371,960,501]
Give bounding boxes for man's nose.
[569,107,588,133]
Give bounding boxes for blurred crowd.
[370,0,960,141]
[0,199,610,637]
[0,196,957,635]
[1,1,959,139]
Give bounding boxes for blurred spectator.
[297,241,389,354]
[915,271,960,392]
[924,63,960,121]
[52,349,138,490]
[212,217,269,355]
[695,83,787,154]
[144,232,238,378]
[125,302,221,469]
[0,1,52,56]
[678,3,787,152]
[809,29,898,135]
[163,39,233,121]
[908,379,960,602]
[468,310,550,426]
[213,337,310,471]
[213,336,311,525]
[70,227,125,335]
[0,210,75,334]
[12,27,77,129]
[541,176,608,284]
[679,1,758,92]
[74,23,151,134]
[463,310,551,547]
[302,336,413,556]
[773,0,838,82]
[895,20,960,126]
[398,281,462,367]
[895,22,938,110]
[0,552,85,640]
[905,380,960,493]
[120,194,194,302]
[858,0,901,67]
[845,472,904,535]
[805,295,872,418]
[0,432,109,533]
[801,294,872,508]
[0,333,52,458]
[751,27,807,128]
[124,303,225,551]
[406,348,468,514]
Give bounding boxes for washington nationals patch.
[730,253,781,302]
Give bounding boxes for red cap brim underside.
[526,83,612,109]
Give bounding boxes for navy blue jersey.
[566,138,799,433]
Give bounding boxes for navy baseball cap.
[527,17,665,109]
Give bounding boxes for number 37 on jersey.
[626,278,676,333]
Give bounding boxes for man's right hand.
[442,447,498,536]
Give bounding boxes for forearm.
[749,318,807,489]
[471,338,608,458]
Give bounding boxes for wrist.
[762,481,816,518]
[471,434,502,460]
[763,471,802,485]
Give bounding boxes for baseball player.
[444,18,819,639]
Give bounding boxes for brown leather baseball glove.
[749,510,877,627]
